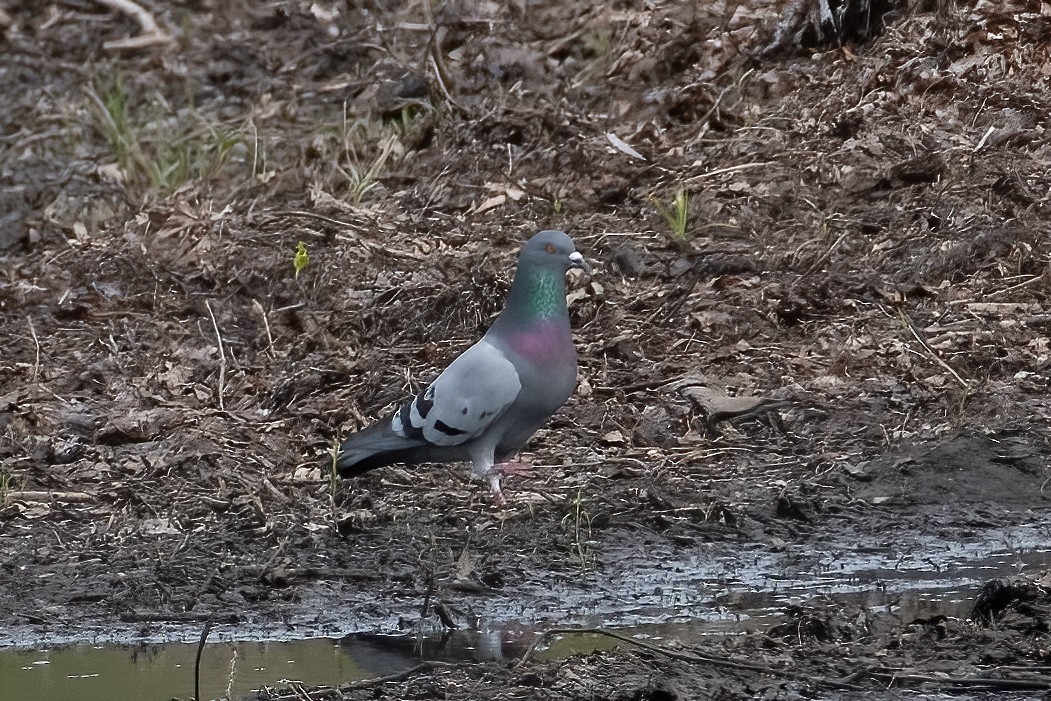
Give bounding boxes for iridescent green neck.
[494,263,568,330]
[523,266,566,320]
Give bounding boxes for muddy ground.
[2,0,1051,698]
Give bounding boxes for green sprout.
[293,241,309,278]
[650,186,690,239]
[87,73,253,196]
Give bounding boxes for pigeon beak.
[568,251,590,273]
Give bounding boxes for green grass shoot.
[650,186,690,239]
[293,241,309,278]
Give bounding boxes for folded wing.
[393,340,522,446]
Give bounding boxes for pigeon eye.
[545,244,556,254]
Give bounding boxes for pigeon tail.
[336,420,427,477]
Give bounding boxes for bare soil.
[2,0,1051,699]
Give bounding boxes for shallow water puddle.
[0,638,356,701]
[2,522,1048,701]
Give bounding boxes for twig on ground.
[515,627,863,690]
[95,0,174,50]
[341,661,453,690]
[253,300,276,358]
[267,210,382,251]
[684,71,752,149]
[892,305,970,388]
[869,669,1051,691]
[685,161,773,182]
[801,231,848,277]
[420,0,468,115]
[986,274,1045,298]
[204,300,227,411]
[26,315,41,382]
[7,490,95,503]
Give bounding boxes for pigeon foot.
[487,472,508,507]
[484,460,534,507]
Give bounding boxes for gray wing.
[391,340,522,447]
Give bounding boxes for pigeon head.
[491,230,586,335]
[518,229,588,274]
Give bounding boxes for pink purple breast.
[506,322,572,364]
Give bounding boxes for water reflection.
[0,526,1047,701]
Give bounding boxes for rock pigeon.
[337,230,587,503]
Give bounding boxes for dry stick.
[266,210,380,250]
[515,627,863,690]
[94,0,173,50]
[26,315,41,382]
[260,212,335,234]
[684,161,774,183]
[83,85,123,140]
[428,52,468,115]
[420,0,469,115]
[253,300,275,358]
[986,273,1045,298]
[194,619,214,701]
[204,300,226,411]
[869,670,1051,691]
[801,231,848,277]
[340,661,454,690]
[685,75,750,149]
[893,306,970,388]
[7,490,94,503]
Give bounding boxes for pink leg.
[484,460,533,506]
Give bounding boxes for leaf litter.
[1,0,1051,698]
